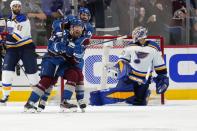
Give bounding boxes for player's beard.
[12,10,21,15]
[73,31,82,38]
[71,29,82,38]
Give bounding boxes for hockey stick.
[86,35,128,47]
[57,9,64,18]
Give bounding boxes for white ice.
[0,101,197,131]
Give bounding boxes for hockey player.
[37,24,90,113]
[0,0,39,104]
[60,7,94,38]
[24,18,85,112]
[78,7,94,38]
[57,36,89,112]
[90,26,169,106]
[57,8,94,112]
[37,12,94,112]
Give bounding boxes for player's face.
[71,26,83,38]
[80,13,89,22]
[12,4,21,15]
[139,38,146,45]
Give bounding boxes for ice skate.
[77,99,86,113]
[24,102,37,113]
[60,100,78,112]
[0,96,9,106]
[37,99,46,112]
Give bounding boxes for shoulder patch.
[16,14,27,22]
[147,40,161,51]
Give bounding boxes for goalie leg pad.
[129,83,151,105]
[90,79,135,106]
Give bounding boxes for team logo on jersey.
[134,51,149,64]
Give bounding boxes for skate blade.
[37,107,44,113]
[0,102,7,106]
[60,107,78,113]
[24,108,37,113]
[81,108,85,113]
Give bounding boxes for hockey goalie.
[90,26,169,106]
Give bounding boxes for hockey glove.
[153,75,169,94]
[0,31,9,41]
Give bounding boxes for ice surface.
[0,100,197,131]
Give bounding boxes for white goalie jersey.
[119,40,167,83]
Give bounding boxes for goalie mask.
[132,26,148,43]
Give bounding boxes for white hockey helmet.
[132,26,148,42]
[10,0,22,9]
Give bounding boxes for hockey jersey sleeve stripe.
[2,86,11,91]
[12,33,22,41]
[132,70,153,77]
[154,66,167,71]
[2,83,12,87]
[6,38,33,48]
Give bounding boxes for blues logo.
[134,51,149,63]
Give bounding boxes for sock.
[63,84,75,100]
[75,85,84,101]
[28,91,41,103]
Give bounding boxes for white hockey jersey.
[119,40,167,83]
[5,14,33,48]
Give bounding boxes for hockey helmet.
[132,26,148,42]
[10,0,22,9]
[78,7,91,21]
[70,18,84,28]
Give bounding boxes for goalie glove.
[105,65,118,79]
[153,75,169,94]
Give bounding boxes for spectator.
[134,7,147,27]
[0,0,11,17]
[21,0,47,45]
[168,7,187,45]
[40,0,64,39]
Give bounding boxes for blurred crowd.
[0,0,197,45]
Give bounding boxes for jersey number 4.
[17,25,23,31]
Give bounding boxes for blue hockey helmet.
[64,15,77,23]
[70,18,84,28]
[132,26,148,42]
[78,7,91,21]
